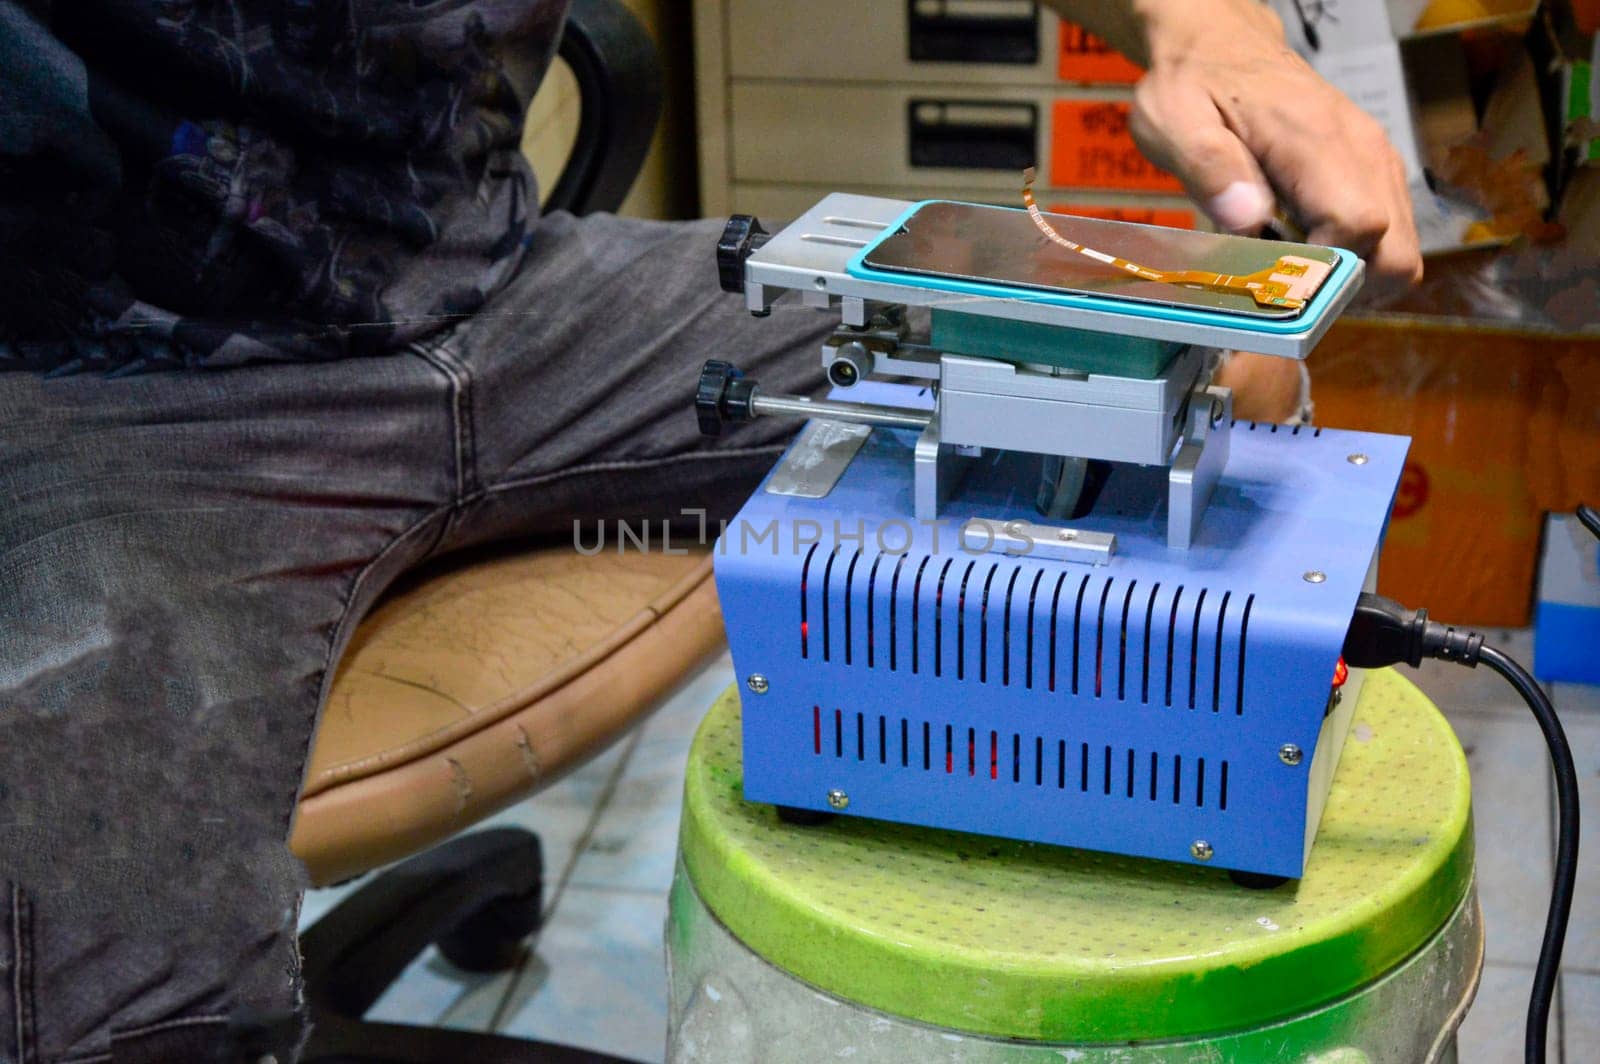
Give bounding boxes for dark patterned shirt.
[0,0,568,372]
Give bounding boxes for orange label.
[1050,100,1182,193]
[1057,22,1142,84]
[1047,202,1196,229]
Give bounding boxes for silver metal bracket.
[1167,385,1233,549]
[764,419,873,499]
[959,519,1116,565]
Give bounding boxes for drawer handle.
[906,0,1039,65]
[907,99,1038,171]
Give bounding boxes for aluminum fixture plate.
[715,388,1409,878]
[744,194,1362,360]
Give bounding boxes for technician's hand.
[1055,0,1423,301]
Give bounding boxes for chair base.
[300,827,642,1064]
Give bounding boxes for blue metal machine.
[700,196,1408,879]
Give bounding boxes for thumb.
[1129,77,1275,234]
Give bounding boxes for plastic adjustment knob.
[697,360,759,437]
[717,215,770,295]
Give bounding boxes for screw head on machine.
[1303,570,1327,584]
[746,674,770,694]
[827,789,849,810]
[1279,743,1305,766]
[1347,453,1370,465]
[1190,840,1214,861]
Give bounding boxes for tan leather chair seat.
[290,544,723,886]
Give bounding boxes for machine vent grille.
[810,706,1229,809]
[801,550,1256,714]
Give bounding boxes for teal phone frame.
[845,200,1361,338]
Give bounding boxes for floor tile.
[493,885,670,1063]
[1447,712,1555,966]
[1563,971,1597,1064]
[366,944,515,1030]
[1457,963,1560,1064]
[567,655,733,893]
[470,736,636,910]
[1553,680,1600,717]
[1561,716,1600,971]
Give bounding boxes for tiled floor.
[300,636,1599,1062]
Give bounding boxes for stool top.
[678,670,1473,1042]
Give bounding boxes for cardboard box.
[1310,320,1600,626]
[1534,512,1600,683]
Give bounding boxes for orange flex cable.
[1020,167,1331,310]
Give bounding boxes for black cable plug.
[1341,592,1483,669]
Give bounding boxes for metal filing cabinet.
[693,0,1199,226]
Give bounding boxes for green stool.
[666,670,1481,1063]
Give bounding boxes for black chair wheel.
[776,805,835,827]
[437,889,541,972]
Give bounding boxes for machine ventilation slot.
[1001,568,1020,686]
[800,543,819,658]
[1187,589,1208,710]
[1165,586,1184,706]
[810,717,1227,806]
[821,547,841,662]
[1117,581,1138,701]
[1092,581,1112,697]
[912,556,932,674]
[802,557,1251,715]
[934,558,954,676]
[866,555,884,668]
[1232,418,1318,438]
[1141,582,1161,703]
[1236,594,1256,715]
[956,561,978,680]
[843,551,860,665]
[889,555,908,671]
[1025,571,1043,689]
[1210,591,1231,712]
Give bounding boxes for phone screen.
[860,201,1340,320]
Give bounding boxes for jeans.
[0,212,832,1063]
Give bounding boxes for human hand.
[1056,0,1423,302]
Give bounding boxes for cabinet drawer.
[725,2,1146,87]
[729,83,1180,194]
[728,1,1059,84]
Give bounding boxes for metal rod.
[750,391,933,430]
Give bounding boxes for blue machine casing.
[715,390,1409,878]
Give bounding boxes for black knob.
[717,215,770,295]
[696,360,759,437]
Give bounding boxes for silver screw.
[1057,529,1078,541]
[1303,570,1327,584]
[1190,840,1214,861]
[746,674,770,695]
[1279,743,1304,766]
[827,789,850,810]
[1347,453,1369,466]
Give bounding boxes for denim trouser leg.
[0,213,832,1063]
